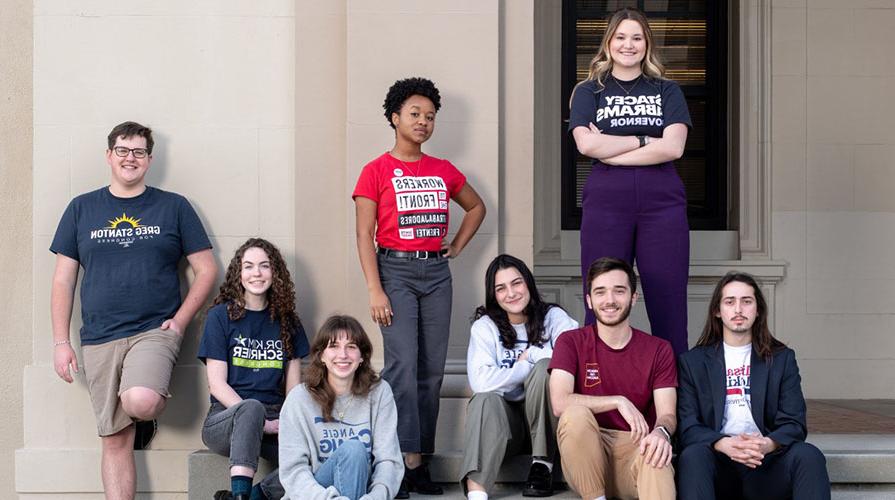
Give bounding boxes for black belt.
[378,247,444,260]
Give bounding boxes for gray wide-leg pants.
[460,358,557,493]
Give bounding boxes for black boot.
[212,489,248,500]
[522,462,554,497]
[403,462,443,495]
[394,478,410,499]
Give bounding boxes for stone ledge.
[15,448,188,493]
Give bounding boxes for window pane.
[562,0,726,230]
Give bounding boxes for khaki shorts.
[82,328,182,437]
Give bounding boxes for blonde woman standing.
[569,8,691,354]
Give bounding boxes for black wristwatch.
[637,135,647,147]
[655,425,672,442]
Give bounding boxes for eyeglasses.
[112,146,149,159]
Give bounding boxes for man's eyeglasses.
[112,146,149,159]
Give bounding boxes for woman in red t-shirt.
[353,77,485,497]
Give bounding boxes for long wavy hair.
[212,238,301,357]
[304,315,380,422]
[585,7,665,88]
[695,272,785,360]
[474,254,563,350]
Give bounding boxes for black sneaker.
[522,462,554,497]
[403,463,443,495]
[133,419,157,450]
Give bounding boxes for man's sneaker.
[133,419,157,450]
[522,462,554,497]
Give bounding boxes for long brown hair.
[304,315,380,422]
[474,254,563,350]
[584,7,665,88]
[695,272,785,360]
[212,238,301,357]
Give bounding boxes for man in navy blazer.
[676,272,830,500]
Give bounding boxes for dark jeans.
[202,399,284,499]
[377,253,452,453]
[676,441,831,500]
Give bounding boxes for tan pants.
[557,405,675,500]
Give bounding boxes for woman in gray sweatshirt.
[279,315,403,500]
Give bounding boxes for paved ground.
[808,399,895,434]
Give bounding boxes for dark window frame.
[560,0,728,231]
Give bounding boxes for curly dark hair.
[383,77,442,129]
[474,254,563,350]
[212,237,301,358]
[304,315,380,422]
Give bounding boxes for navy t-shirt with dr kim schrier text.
[198,303,310,405]
[50,186,212,345]
[569,76,692,155]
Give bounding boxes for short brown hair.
[107,121,154,154]
[585,256,637,295]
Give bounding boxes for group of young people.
[49,6,830,500]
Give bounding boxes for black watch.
[637,135,647,147]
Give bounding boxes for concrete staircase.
[184,377,895,499]
[19,362,895,499]
[187,434,895,499]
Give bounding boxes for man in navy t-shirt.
[50,121,217,499]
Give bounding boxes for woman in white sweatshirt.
[461,254,579,500]
[279,315,403,500]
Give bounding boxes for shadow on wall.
[426,90,471,162]
[144,130,170,188]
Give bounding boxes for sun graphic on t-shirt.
[107,213,142,229]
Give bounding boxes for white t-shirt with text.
[720,342,761,436]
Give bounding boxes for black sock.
[231,475,252,497]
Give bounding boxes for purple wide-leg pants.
[579,161,690,354]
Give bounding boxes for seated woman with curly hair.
[198,238,310,500]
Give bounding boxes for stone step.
[807,434,895,484]
[426,483,895,499]
[16,448,190,493]
[186,435,895,499]
[430,434,895,484]
[18,443,895,498]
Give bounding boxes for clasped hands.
[714,433,779,468]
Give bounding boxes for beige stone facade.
[3,0,894,497]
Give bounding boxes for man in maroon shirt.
[549,257,677,500]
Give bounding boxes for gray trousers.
[460,358,558,493]
[377,253,452,454]
[202,399,284,499]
